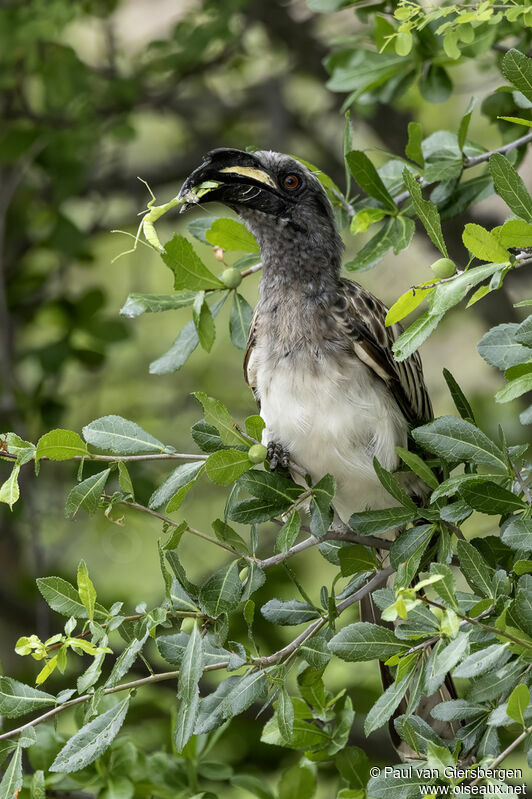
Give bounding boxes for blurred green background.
[1,0,531,794]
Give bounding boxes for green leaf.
[149,461,204,510]
[300,633,331,670]
[346,151,396,212]
[82,416,167,455]
[419,63,452,103]
[428,262,504,318]
[206,218,259,252]
[373,458,417,510]
[35,429,88,462]
[478,323,532,370]
[460,481,525,515]
[453,644,510,679]
[0,746,22,799]
[462,224,509,263]
[245,414,265,442]
[228,497,290,525]
[429,563,458,611]
[239,470,303,504]
[496,369,532,403]
[468,659,526,703]
[336,746,369,790]
[162,234,224,290]
[120,291,196,318]
[278,765,316,799]
[502,48,532,102]
[339,543,378,576]
[0,465,20,510]
[37,576,95,619]
[310,473,335,537]
[229,292,253,350]
[261,599,320,626]
[506,683,529,726]
[65,468,111,518]
[392,311,443,362]
[501,516,532,552]
[199,561,243,617]
[442,368,475,423]
[77,560,97,621]
[396,447,438,490]
[193,392,247,447]
[205,449,251,485]
[275,511,301,553]
[175,623,203,752]
[405,121,424,167]
[50,696,130,773]
[221,670,268,719]
[489,153,532,223]
[192,292,215,352]
[230,774,275,799]
[212,519,249,553]
[349,506,417,535]
[350,207,387,235]
[390,524,433,570]
[149,319,199,375]
[364,672,412,736]
[498,220,532,249]
[456,540,495,598]
[328,622,409,662]
[276,687,295,743]
[326,49,406,99]
[367,763,428,799]
[458,97,476,151]
[412,416,507,471]
[345,217,414,272]
[402,168,448,256]
[514,574,532,638]
[431,699,486,722]
[0,678,55,718]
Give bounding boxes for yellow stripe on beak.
[219,166,277,189]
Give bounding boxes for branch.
[257,527,392,570]
[419,596,532,650]
[468,724,532,787]
[253,567,394,666]
[0,568,393,742]
[392,131,532,206]
[0,451,208,464]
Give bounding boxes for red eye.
[283,174,300,190]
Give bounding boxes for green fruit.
[248,444,267,464]
[221,267,243,288]
[239,567,249,583]
[181,617,196,635]
[430,257,456,278]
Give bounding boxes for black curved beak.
[178,148,287,216]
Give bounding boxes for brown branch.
[468,724,532,787]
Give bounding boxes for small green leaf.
[462,224,509,262]
[443,368,476,424]
[412,416,506,471]
[496,370,532,403]
[489,153,532,223]
[192,292,215,352]
[339,543,378,576]
[229,292,253,350]
[385,284,434,326]
[149,462,204,510]
[501,48,532,102]
[275,511,301,553]
[456,540,494,598]
[310,473,335,537]
[478,322,532,370]
[120,291,196,318]
[77,560,97,621]
[373,458,417,510]
[396,447,438,490]
[205,449,252,485]
[405,121,424,166]
[83,416,167,455]
[193,392,247,447]
[350,208,387,235]
[262,599,320,626]
[0,465,20,510]
[328,622,409,662]
[460,481,525,515]
[37,576,101,619]
[50,695,130,773]
[162,234,224,290]
[64,468,111,517]
[506,683,529,726]
[36,429,88,462]
[402,168,448,256]
[346,151,397,212]
[458,97,476,151]
[199,561,243,617]
[349,506,417,535]
[278,765,316,799]
[392,311,443,361]
[0,746,22,799]
[501,516,532,552]
[175,623,203,752]
[0,678,55,719]
[206,218,259,252]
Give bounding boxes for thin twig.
[0,451,208,463]
[468,724,532,787]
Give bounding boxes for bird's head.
[179,148,343,281]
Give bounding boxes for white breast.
[251,347,409,520]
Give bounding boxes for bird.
[179,148,432,519]
[178,148,457,757]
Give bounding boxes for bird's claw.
[267,441,290,471]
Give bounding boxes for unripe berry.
[248,444,267,464]
[181,617,196,635]
[430,258,456,278]
[239,567,249,583]
[221,267,242,288]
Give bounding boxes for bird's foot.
[267,441,290,471]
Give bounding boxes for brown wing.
[243,307,260,410]
[335,278,433,426]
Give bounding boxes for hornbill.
[179,148,457,757]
